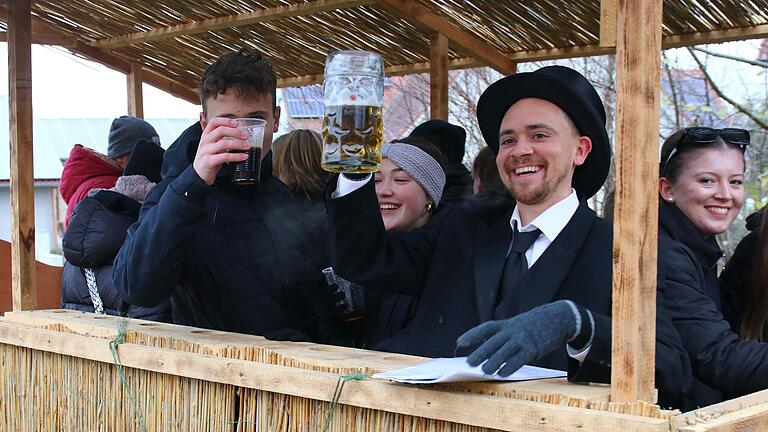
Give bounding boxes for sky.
[0,44,201,120]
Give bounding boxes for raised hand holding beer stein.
[321,50,384,173]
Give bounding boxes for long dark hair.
[741,211,768,341]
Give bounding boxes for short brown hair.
[199,48,277,116]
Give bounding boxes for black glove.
[264,328,311,342]
[456,300,593,376]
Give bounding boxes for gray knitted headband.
[381,142,446,206]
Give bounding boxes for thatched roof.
[1,0,767,103]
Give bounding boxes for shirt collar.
[511,189,580,242]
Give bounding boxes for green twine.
[108,317,147,432]
[322,373,369,432]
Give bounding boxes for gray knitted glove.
[456,300,590,376]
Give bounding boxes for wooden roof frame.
[5,0,768,410]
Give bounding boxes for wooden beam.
[375,0,516,75]
[674,389,768,430]
[611,0,663,403]
[429,33,449,120]
[0,320,671,432]
[91,0,374,49]
[0,31,77,47]
[664,23,768,49]
[0,6,199,105]
[677,402,768,432]
[127,63,144,118]
[599,0,617,47]
[8,0,37,311]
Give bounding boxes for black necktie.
[494,223,542,319]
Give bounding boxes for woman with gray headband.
[375,138,447,231]
[325,137,447,347]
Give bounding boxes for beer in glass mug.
[321,50,384,173]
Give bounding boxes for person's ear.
[659,177,675,203]
[574,136,592,167]
[272,106,281,133]
[199,112,207,130]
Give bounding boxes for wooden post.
[127,62,144,118]
[611,0,663,403]
[429,32,448,120]
[599,0,617,47]
[8,0,37,311]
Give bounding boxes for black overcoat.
[328,178,690,408]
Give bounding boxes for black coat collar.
[659,200,722,271]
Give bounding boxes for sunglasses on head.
[662,127,750,168]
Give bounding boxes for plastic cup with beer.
[321,50,384,174]
[230,118,267,185]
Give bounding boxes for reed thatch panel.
[6,1,768,94]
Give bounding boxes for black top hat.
[476,65,611,199]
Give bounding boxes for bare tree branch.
[662,53,681,130]
[692,47,768,69]
[688,47,768,131]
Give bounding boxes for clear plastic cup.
[230,118,266,185]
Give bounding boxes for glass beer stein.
[321,50,384,173]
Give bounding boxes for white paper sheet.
[371,357,567,384]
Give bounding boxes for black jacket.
[719,208,764,331]
[113,123,329,338]
[329,179,691,408]
[659,201,768,408]
[62,189,171,321]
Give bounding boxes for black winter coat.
[659,201,768,409]
[62,189,171,321]
[329,179,692,409]
[113,123,330,339]
[719,208,764,332]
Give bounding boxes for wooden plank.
[677,402,768,432]
[127,62,144,118]
[599,0,617,47]
[429,32,449,120]
[375,0,516,75]
[673,389,768,430]
[0,319,670,432]
[91,0,374,48]
[664,23,768,49]
[8,0,37,312]
[2,309,614,403]
[0,31,78,47]
[277,57,482,88]
[610,0,663,403]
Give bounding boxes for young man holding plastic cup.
[114,49,331,341]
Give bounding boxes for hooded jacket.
[62,179,171,321]
[60,145,123,227]
[112,123,329,338]
[659,200,768,408]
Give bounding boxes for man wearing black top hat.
[327,66,691,408]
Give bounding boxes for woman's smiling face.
[375,158,431,232]
[660,146,745,237]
